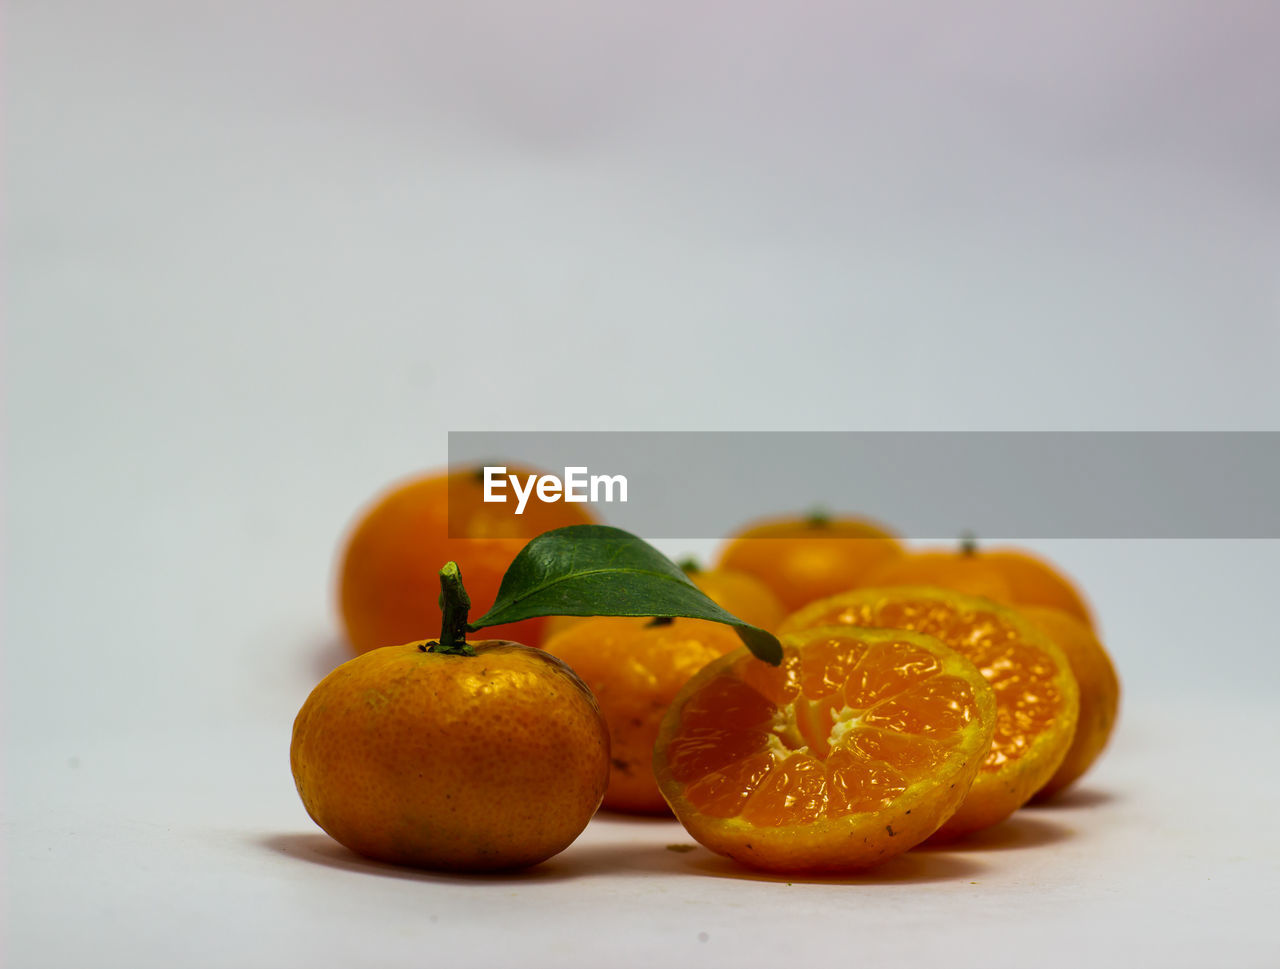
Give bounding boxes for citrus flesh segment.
[779,587,1080,838]
[653,627,996,872]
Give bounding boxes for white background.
[7,2,1280,967]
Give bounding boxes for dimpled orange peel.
[653,626,996,872]
[292,563,610,871]
[780,587,1079,839]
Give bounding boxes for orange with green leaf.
[296,526,782,871]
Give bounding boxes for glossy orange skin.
[338,468,594,653]
[1022,607,1120,800]
[862,544,1095,628]
[544,616,742,813]
[291,640,610,871]
[716,516,904,612]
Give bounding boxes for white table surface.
[8,692,1280,969]
[8,1,1280,966]
[8,538,1280,969]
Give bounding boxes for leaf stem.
[433,562,476,656]
[959,531,978,557]
[804,506,831,528]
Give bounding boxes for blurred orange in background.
[716,512,903,612]
[862,536,1095,628]
[337,467,595,653]
[680,561,785,631]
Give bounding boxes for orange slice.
[652,627,996,872]
[780,587,1080,838]
[1020,606,1120,800]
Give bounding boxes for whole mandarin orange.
[544,616,742,813]
[294,566,610,871]
[338,467,594,653]
[862,537,1095,628]
[716,512,903,612]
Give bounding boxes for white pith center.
[767,700,863,760]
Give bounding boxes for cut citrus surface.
[780,588,1079,838]
[653,627,996,872]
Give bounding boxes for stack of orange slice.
[653,626,997,872]
[779,587,1080,838]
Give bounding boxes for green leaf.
[468,524,782,665]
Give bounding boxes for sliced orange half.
[780,587,1080,838]
[652,627,996,873]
